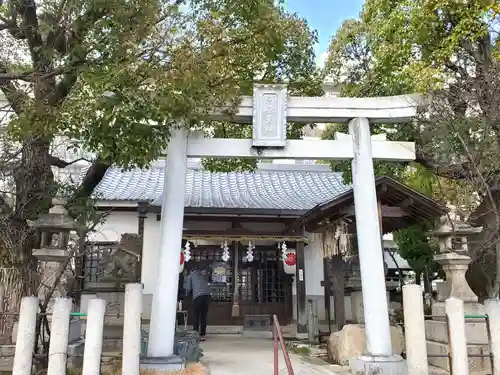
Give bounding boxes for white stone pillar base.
[140,357,185,372]
[349,355,407,375]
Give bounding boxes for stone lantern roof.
[429,217,482,254]
[27,199,78,231]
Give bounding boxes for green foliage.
[320,122,408,183]
[2,0,322,170]
[323,0,500,279]
[0,0,324,304]
[392,223,437,275]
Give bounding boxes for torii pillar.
[347,118,405,375]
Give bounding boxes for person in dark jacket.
[184,263,212,340]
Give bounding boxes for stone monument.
[426,218,490,373]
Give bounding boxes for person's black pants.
[192,295,211,336]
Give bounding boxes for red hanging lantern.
[283,249,296,275]
[179,250,185,273]
[285,252,296,266]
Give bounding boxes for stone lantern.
[29,199,77,262]
[29,199,78,313]
[429,217,482,303]
[425,219,491,374]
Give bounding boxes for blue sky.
[284,0,365,66]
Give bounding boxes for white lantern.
[221,241,230,262]
[245,241,255,262]
[184,241,192,262]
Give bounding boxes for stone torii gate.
[147,84,420,374]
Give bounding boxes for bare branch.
[47,155,90,168]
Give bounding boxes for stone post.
[403,285,428,375]
[345,259,364,324]
[47,297,72,375]
[148,127,188,360]
[123,284,142,375]
[82,298,106,375]
[445,297,469,375]
[307,299,318,343]
[12,297,38,375]
[484,299,500,375]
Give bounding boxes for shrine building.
[78,159,445,334]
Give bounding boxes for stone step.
[429,366,491,375]
[428,364,448,375]
[103,338,124,351]
[427,340,491,373]
[102,351,122,362]
[425,319,488,345]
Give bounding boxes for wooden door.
[237,248,292,324]
[181,244,293,326]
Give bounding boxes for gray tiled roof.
[93,162,350,211]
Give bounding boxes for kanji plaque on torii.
[252,84,287,148]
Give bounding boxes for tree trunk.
[0,136,54,341]
[469,189,500,301]
[423,267,431,295]
[415,271,421,286]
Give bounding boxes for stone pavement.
[200,335,347,375]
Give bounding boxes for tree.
[0,0,322,309]
[392,224,436,289]
[324,0,500,297]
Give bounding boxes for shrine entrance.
[180,236,298,326]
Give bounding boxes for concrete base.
[140,355,186,371]
[349,355,407,375]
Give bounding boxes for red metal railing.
[273,314,294,375]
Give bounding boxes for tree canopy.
[0,0,322,298]
[324,0,500,296]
